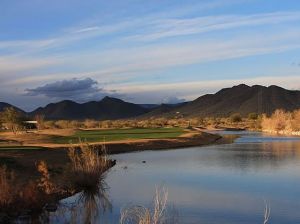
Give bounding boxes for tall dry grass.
[37,161,55,194]
[0,166,15,207]
[120,186,177,224]
[262,109,300,134]
[120,186,270,224]
[67,143,110,190]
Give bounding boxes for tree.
[0,107,23,134]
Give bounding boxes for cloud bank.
[25,78,119,102]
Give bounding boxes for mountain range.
[144,84,300,118]
[1,84,300,120]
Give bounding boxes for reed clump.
[120,186,177,224]
[67,143,111,191]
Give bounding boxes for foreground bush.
[0,162,55,216]
[262,109,300,134]
[0,143,113,221]
[230,113,242,123]
[68,143,111,190]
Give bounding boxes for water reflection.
[46,131,300,224]
[105,132,300,224]
[196,141,300,172]
[45,175,111,224]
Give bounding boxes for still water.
[49,131,300,223]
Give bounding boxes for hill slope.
[30,97,150,120]
[145,84,300,118]
[0,102,25,114]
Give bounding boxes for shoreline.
[0,131,230,222]
[262,130,300,137]
[13,131,231,154]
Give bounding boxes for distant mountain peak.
[30,96,149,120]
[101,96,123,102]
[142,84,300,118]
[233,84,250,88]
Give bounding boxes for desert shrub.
[272,110,290,131]
[84,119,98,129]
[100,120,113,129]
[248,112,258,120]
[44,120,56,129]
[55,120,71,129]
[230,113,242,123]
[70,120,82,129]
[291,110,300,131]
[261,109,300,133]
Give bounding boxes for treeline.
[41,114,259,130]
[1,107,261,131]
[262,109,300,134]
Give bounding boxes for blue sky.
[1,0,300,111]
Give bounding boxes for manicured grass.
[51,127,185,144]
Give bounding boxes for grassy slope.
[51,127,185,144]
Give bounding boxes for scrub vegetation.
[262,109,300,135]
[0,143,113,222]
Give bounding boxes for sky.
[1,0,300,111]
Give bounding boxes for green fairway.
[51,127,185,144]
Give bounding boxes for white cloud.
[2,29,300,87]
[25,77,120,102]
[127,11,300,41]
[0,55,62,74]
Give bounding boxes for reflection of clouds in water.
[106,132,300,223]
[112,139,300,173]
[45,132,300,223]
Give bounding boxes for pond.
[47,131,300,224]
